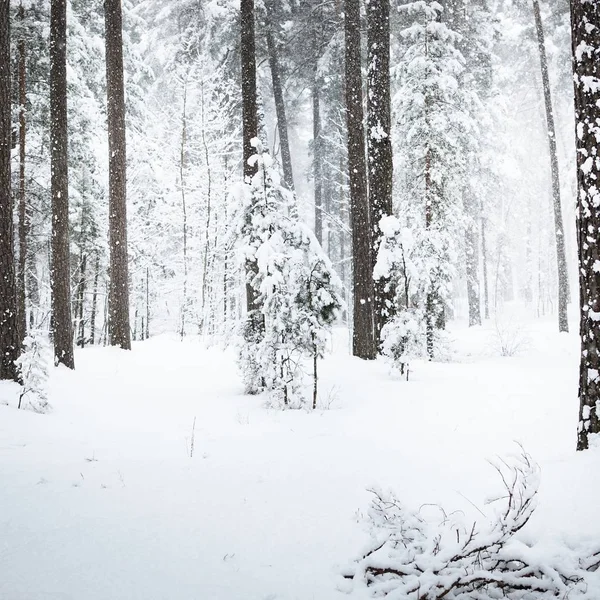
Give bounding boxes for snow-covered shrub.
[238,140,342,408]
[16,331,51,413]
[343,448,600,598]
[380,309,424,379]
[375,214,454,364]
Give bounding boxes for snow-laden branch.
[342,449,600,599]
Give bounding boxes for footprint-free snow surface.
[1,318,599,599]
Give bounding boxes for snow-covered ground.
[1,314,599,600]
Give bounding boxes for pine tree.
[345,0,376,360]
[533,0,569,333]
[264,0,294,192]
[238,141,342,407]
[571,0,600,450]
[105,0,131,350]
[50,0,74,369]
[241,0,264,392]
[394,0,473,359]
[0,0,20,382]
[367,0,394,345]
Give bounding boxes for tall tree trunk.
[465,187,482,326]
[313,70,323,245]
[180,79,189,339]
[571,0,600,450]
[50,0,74,369]
[17,2,27,345]
[533,0,569,333]
[367,0,394,344]
[0,0,20,381]
[241,0,264,390]
[425,149,435,360]
[105,0,131,350]
[345,0,375,360]
[90,252,99,345]
[265,2,294,191]
[77,253,87,347]
[481,206,490,320]
[241,0,259,316]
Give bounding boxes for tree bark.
[265,1,294,192]
[50,0,74,369]
[345,0,375,360]
[570,0,600,450]
[533,0,569,333]
[367,0,394,344]
[105,0,131,350]
[241,0,260,316]
[17,3,27,345]
[0,0,20,381]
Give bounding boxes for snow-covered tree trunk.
[345,0,376,360]
[50,0,74,369]
[0,0,20,382]
[105,0,131,350]
[367,0,394,345]
[571,0,600,450]
[533,0,569,334]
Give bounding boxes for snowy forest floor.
[1,310,600,600]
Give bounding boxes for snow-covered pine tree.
[16,331,50,413]
[393,0,475,358]
[239,140,342,407]
[374,216,425,377]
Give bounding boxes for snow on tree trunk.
[571,0,600,450]
[367,0,394,346]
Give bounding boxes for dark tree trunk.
[105,0,131,350]
[313,70,323,245]
[50,0,74,369]
[241,0,260,315]
[571,0,600,450]
[241,0,264,384]
[265,2,294,191]
[0,0,20,381]
[533,0,569,333]
[17,3,27,345]
[345,0,375,360]
[367,0,394,345]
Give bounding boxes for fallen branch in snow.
[342,448,600,598]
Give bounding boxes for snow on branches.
[343,448,600,599]
[238,140,342,408]
[16,331,51,413]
